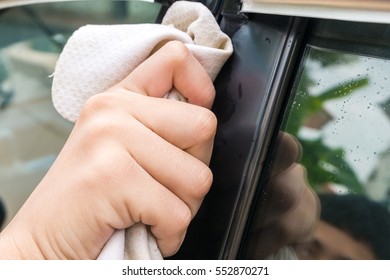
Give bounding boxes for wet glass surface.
[279,46,390,259]
[286,46,390,199]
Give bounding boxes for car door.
[0,0,389,260]
[175,0,390,260]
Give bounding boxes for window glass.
[0,0,161,228]
[280,46,390,259]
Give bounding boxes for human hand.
[0,41,217,259]
[246,132,320,258]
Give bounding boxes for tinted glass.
[286,46,390,259]
[286,47,390,196]
[242,20,390,260]
[0,0,161,228]
[247,46,390,260]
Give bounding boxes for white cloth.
[51,1,233,259]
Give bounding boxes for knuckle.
[193,109,217,142]
[270,164,307,203]
[78,95,134,140]
[162,236,185,257]
[277,216,302,245]
[172,203,192,232]
[80,93,112,119]
[87,152,128,185]
[192,165,213,199]
[81,115,121,140]
[204,84,216,106]
[89,160,114,185]
[163,41,190,63]
[262,216,292,246]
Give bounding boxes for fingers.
[279,186,320,244]
[122,114,213,217]
[81,90,217,165]
[76,41,217,257]
[72,144,196,257]
[79,93,214,215]
[262,164,309,226]
[0,41,217,260]
[269,132,302,177]
[111,41,216,109]
[253,186,319,258]
[117,157,193,256]
[255,130,320,257]
[77,92,216,255]
[249,165,319,258]
[261,132,308,230]
[104,41,217,164]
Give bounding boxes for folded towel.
[51,1,233,260]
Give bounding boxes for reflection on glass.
[282,46,390,259]
[0,1,161,229]
[297,193,389,260]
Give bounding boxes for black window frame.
[173,4,308,259]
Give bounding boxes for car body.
[0,0,389,259]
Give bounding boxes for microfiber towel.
[51,1,233,260]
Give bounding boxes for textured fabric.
[52,1,233,122]
[51,1,233,260]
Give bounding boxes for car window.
[286,46,390,260]
[242,19,390,260]
[285,46,390,197]
[0,0,162,228]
